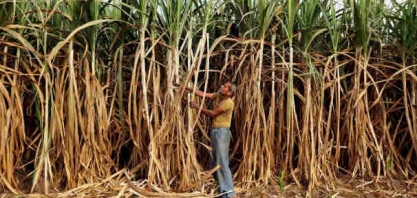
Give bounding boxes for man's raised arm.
[185,87,215,99]
[174,83,216,99]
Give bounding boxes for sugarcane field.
[1,0,417,197]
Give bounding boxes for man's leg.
[211,128,236,198]
[210,130,219,183]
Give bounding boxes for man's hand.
[190,101,199,109]
[173,82,180,88]
[173,82,193,93]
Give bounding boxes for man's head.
[219,81,237,97]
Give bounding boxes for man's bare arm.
[174,83,215,99]
[190,102,224,118]
[185,87,215,99]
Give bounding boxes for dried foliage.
[1,0,417,197]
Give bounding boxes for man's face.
[219,82,232,96]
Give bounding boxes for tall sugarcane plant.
[345,0,385,179]
[296,0,325,191]
[232,0,280,184]
[281,0,299,186]
[392,0,417,177]
[1,0,417,196]
[320,0,345,179]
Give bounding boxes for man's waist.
[211,126,230,129]
[212,121,231,128]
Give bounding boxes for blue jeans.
[210,127,236,198]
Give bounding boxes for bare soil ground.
[1,176,417,197]
[235,177,417,198]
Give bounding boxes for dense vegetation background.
[0,0,416,196]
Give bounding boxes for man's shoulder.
[222,98,234,109]
[212,93,220,98]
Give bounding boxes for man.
[186,81,237,198]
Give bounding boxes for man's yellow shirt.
[212,93,234,128]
